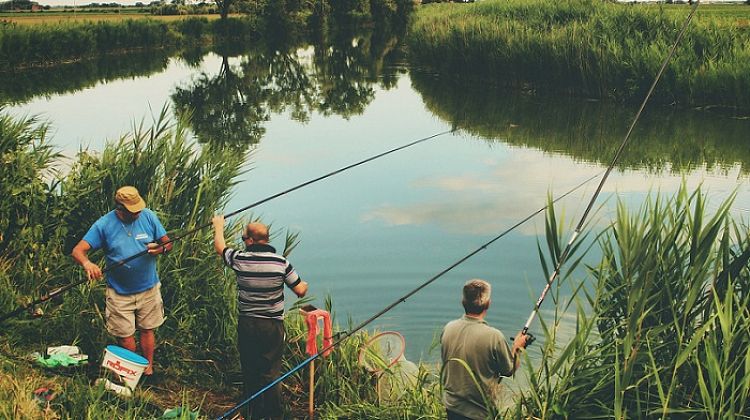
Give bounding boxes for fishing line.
[0,129,453,324]
[521,0,701,336]
[216,172,601,420]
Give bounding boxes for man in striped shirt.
[212,215,308,420]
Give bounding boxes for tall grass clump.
[0,107,248,388]
[408,0,750,108]
[517,185,750,418]
[279,297,445,419]
[0,19,179,69]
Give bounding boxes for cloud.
[361,149,746,235]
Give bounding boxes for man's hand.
[292,280,309,298]
[83,260,103,281]
[512,331,530,354]
[212,215,225,230]
[147,242,165,256]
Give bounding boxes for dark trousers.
[237,316,285,420]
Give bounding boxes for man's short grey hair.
[462,279,491,315]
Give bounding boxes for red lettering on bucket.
[106,359,138,377]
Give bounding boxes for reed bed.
[0,18,181,69]
[408,0,750,108]
[520,186,750,418]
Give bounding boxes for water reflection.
[410,72,750,174]
[0,49,175,105]
[171,29,406,149]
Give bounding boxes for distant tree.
[0,0,37,11]
[214,0,230,19]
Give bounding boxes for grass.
[518,185,750,418]
[0,13,222,26]
[408,0,750,108]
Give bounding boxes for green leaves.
[520,183,750,418]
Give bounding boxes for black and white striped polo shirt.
[222,243,301,320]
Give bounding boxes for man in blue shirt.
[72,186,171,377]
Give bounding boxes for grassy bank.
[0,0,414,71]
[0,17,250,70]
[408,0,750,108]
[0,13,221,26]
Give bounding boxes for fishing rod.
[0,129,453,325]
[520,0,701,337]
[216,172,601,420]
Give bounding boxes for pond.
[5,32,750,363]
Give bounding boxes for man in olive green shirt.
[441,279,530,420]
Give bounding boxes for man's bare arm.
[291,280,308,298]
[212,216,227,256]
[71,240,103,280]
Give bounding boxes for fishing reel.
[512,332,536,348]
[25,287,65,319]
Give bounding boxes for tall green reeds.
[0,19,180,69]
[519,185,750,418]
[0,108,248,387]
[408,0,750,108]
[280,297,444,419]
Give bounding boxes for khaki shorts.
[105,283,164,338]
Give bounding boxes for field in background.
[0,12,222,25]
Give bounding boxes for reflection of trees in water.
[172,28,406,149]
[172,55,269,148]
[410,71,750,174]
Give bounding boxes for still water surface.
[7,42,750,363]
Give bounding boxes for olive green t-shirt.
[441,315,515,420]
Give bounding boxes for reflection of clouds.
[362,149,747,235]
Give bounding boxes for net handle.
[357,331,406,373]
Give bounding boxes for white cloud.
[361,148,747,235]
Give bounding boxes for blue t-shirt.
[82,209,167,295]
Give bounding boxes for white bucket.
[101,345,148,390]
